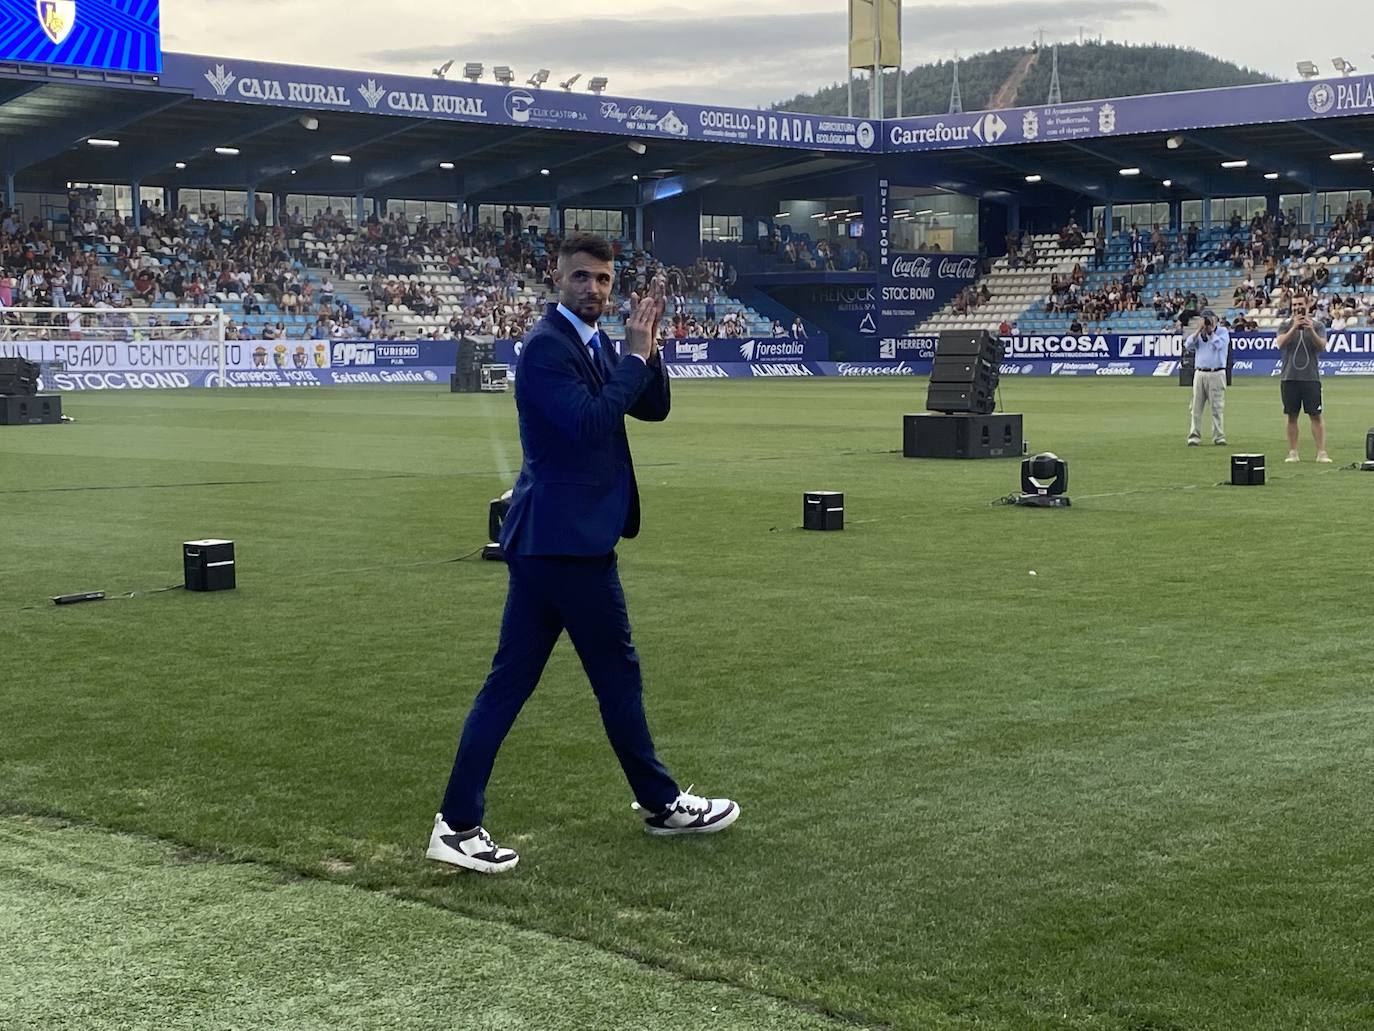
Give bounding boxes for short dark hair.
[558,233,613,264]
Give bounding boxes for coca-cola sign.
[938,257,979,279]
[889,255,932,279]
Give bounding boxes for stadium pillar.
[1309,186,1319,232]
[1007,203,1020,236]
[1102,201,1113,238]
[355,193,366,226]
[1169,198,1181,230]
[549,205,562,234]
[130,180,141,231]
[1201,197,1211,230]
[633,205,644,248]
[245,185,256,226]
[3,172,13,211]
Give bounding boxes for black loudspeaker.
[903,413,1024,459]
[927,330,1003,414]
[1230,454,1265,486]
[0,357,39,395]
[0,395,62,424]
[184,539,236,591]
[452,337,496,393]
[803,491,844,530]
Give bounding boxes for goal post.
[0,306,230,385]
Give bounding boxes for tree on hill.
[773,42,1276,117]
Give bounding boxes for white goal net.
[0,306,230,387]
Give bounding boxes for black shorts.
[1281,379,1322,417]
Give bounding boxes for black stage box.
[184,539,237,592]
[903,413,1024,459]
[1230,454,1265,486]
[0,395,61,424]
[803,491,844,530]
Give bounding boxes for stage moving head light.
[1017,452,1071,507]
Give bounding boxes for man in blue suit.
[428,234,739,874]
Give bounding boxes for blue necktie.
[590,338,611,381]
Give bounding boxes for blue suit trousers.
[440,552,679,827]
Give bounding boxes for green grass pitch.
[2,378,1372,1030]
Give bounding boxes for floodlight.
[1118,167,1141,176]
[559,73,581,91]
[1024,174,1042,183]
[1162,179,1173,187]
[1221,159,1248,169]
[1296,61,1319,79]
[214,146,240,156]
[174,161,186,169]
[1166,135,1184,149]
[1330,152,1365,161]
[463,62,484,82]
[539,168,550,176]
[1332,57,1356,75]
[627,140,647,155]
[1016,452,1071,507]
[587,76,609,94]
[439,161,455,170]
[330,154,351,164]
[299,115,319,131]
[493,66,514,85]
[527,68,550,87]
[86,137,119,148]
[432,60,454,79]
[1264,171,1280,180]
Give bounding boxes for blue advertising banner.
[886,73,1374,152]
[0,0,160,74]
[0,339,460,371]
[160,53,878,154]
[1000,329,1374,362]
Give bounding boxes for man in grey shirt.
[1274,295,1330,463]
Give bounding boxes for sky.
[161,1,1352,109]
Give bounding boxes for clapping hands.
[625,272,667,360]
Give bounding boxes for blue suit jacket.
[499,305,671,556]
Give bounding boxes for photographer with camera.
[1275,296,1331,462]
[1183,308,1229,446]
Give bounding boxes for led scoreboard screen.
[0,0,161,74]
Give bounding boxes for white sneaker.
[1316,451,1332,463]
[425,814,519,874]
[636,788,740,836]
[1285,451,1300,463]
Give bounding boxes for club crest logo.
[656,110,688,137]
[204,63,236,97]
[1022,109,1039,140]
[1098,103,1116,133]
[855,121,875,149]
[1307,83,1335,114]
[357,79,386,109]
[37,0,75,45]
[505,89,535,123]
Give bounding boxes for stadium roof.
[1,55,1372,206]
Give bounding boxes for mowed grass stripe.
[0,816,858,1031]
[2,380,1373,1030]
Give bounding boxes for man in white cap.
[1184,308,1229,446]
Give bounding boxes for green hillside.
[775,41,1277,117]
